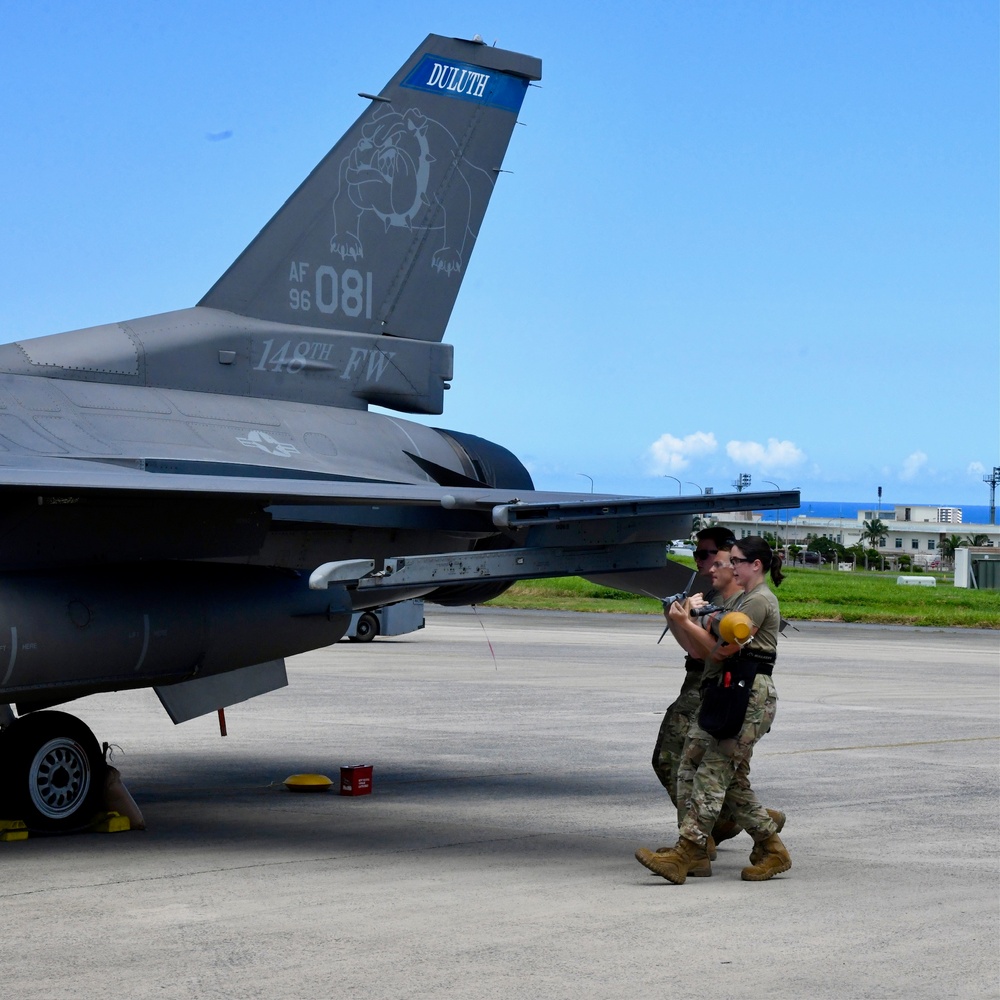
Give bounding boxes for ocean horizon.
[758,500,994,525]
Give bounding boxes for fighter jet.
[0,34,795,831]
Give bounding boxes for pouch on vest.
[698,660,757,741]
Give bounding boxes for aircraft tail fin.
[200,35,541,342]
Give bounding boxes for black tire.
[1,711,105,832]
[349,612,379,643]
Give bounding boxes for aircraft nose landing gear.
[1,711,105,832]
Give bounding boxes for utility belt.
[684,656,705,674]
[730,648,776,676]
[698,650,776,741]
[698,650,776,694]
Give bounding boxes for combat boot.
[741,832,791,881]
[711,819,741,845]
[636,837,711,884]
[654,834,716,860]
[749,809,787,865]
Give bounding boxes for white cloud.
[967,461,985,476]
[725,438,805,470]
[901,451,928,480]
[647,431,717,473]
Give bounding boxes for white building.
[710,503,998,568]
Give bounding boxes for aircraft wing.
[0,450,798,595]
[0,452,796,531]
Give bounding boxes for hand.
[667,598,689,623]
[687,593,709,612]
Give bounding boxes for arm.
[663,592,706,657]
[667,598,727,661]
[667,612,702,657]
[705,588,775,661]
[707,622,759,661]
[668,599,764,662]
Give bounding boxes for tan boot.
[706,834,717,861]
[654,834,716,860]
[711,819,741,845]
[749,809,787,865]
[636,837,711,884]
[741,832,791,881]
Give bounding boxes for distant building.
[858,505,963,524]
[708,503,997,568]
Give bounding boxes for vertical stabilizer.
[200,35,541,342]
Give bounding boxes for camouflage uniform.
[651,657,704,803]
[676,582,781,846]
[652,587,741,815]
[651,579,719,804]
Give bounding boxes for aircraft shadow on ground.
[100,757,653,860]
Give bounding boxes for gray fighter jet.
[0,34,795,831]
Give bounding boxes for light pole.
[663,475,682,495]
[985,466,1000,524]
[686,482,704,531]
[577,473,594,494]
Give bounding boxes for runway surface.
[1,609,997,999]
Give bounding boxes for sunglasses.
[693,549,718,560]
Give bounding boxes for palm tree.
[862,518,888,549]
[942,534,963,562]
[965,533,990,546]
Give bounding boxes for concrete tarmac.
[1,609,997,1000]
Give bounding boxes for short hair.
[696,526,736,548]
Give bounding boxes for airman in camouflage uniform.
[650,527,736,804]
[637,536,791,883]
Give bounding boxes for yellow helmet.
[719,611,753,645]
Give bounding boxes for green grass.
[486,567,1000,628]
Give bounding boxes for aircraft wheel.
[349,612,379,643]
[1,711,105,832]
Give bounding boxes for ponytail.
[769,552,785,587]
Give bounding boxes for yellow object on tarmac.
[0,819,29,842]
[284,773,333,792]
[719,612,753,645]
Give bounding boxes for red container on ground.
[339,764,373,796]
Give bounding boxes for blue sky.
[1,2,996,508]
